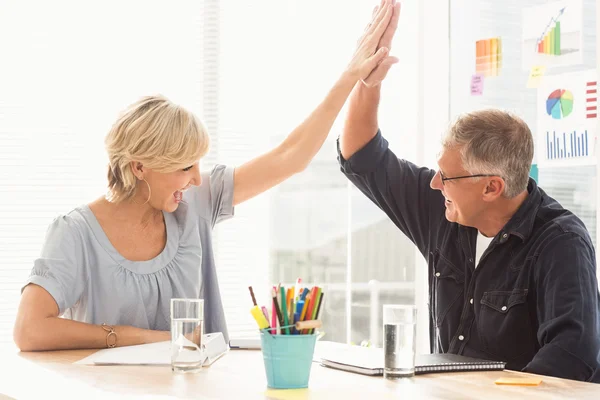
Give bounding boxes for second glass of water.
[170,298,204,373]
[383,304,417,379]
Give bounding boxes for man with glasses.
[337,0,600,383]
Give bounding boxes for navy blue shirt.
[338,131,600,383]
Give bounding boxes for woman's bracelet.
[101,323,117,348]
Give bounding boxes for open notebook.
[314,341,505,376]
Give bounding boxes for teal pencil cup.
[260,330,317,389]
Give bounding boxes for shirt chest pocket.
[478,289,535,362]
[433,253,465,327]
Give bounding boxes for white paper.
[75,341,168,365]
[76,333,228,366]
[522,0,583,71]
[228,336,261,349]
[536,69,597,167]
[313,341,383,368]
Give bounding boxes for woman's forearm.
[277,70,358,172]
[232,2,393,206]
[231,71,360,206]
[14,316,169,351]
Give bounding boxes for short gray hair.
[442,109,534,198]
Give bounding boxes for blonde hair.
[442,109,533,198]
[105,95,210,203]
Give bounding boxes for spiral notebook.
[315,341,505,376]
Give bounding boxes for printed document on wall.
[536,69,597,167]
[522,0,583,71]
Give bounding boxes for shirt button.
[458,335,464,341]
[502,233,508,239]
[501,306,507,311]
[468,258,473,263]
[470,298,473,304]
[435,272,441,277]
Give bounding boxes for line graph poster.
[522,0,582,71]
[536,69,597,167]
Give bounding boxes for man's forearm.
[339,82,381,160]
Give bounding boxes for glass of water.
[170,298,204,373]
[383,304,417,379]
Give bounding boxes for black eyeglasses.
[439,171,498,185]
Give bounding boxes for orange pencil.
[302,287,319,334]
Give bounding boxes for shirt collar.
[497,178,541,243]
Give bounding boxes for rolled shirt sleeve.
[189,164,235,228]
[23,214,87,315]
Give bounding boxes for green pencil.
[280,286,289,334]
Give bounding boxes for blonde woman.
[13,1,399,351]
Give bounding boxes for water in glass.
[384,321,417,378]
[171,318,203,372]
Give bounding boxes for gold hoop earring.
[132,178,151,205]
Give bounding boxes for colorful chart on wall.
[522,0,583,71]
[546,89,574,119]
[475,37,502,77]
[536,69,597,167]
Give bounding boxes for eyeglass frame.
[439,171,500,185]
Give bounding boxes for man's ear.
[482,177,505,201]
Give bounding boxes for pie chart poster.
[536,69,597,167]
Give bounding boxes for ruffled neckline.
[77,205,180,274]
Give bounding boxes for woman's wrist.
[146,329,170,344]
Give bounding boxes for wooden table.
[1,348,599,399]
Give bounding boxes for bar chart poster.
[522,0,582,71]
[536,70,597,167]
[475,37,502,77]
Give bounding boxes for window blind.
[0,0,420,347]
[0,0,205,345]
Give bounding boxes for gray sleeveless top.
[23,165,234,341]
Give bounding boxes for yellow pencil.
[300,294,310,321]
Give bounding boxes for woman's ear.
[130,161,144,179]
